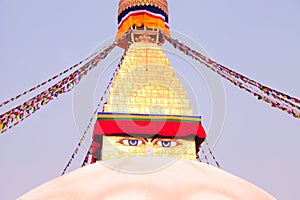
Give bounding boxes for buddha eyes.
[128,140,139,146]
[156,141,178,148]
[119,139,179,148]
[120,139,144,146]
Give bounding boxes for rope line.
[61,45,128,175]
[0,52,100,108]
[201,148,210,165]
[0,48,111,134]
[162,32,300,119]
[205,140,221,169]
[0,30,131,135]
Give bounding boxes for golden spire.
[90,0,205,161]
[104,42,193,116]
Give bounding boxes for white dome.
[18,158,275,200]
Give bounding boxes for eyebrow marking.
[144,138,149,142]
[151,136,157,142]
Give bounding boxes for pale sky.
[0,0,300,199]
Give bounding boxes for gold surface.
[102,135,196,160]
[104,42,193,116]
[118,0,169,17]
[128,84,186,115]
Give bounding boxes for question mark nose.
[146,147,153,155]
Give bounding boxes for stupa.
[18,1,276,199]
[89,0,206,163]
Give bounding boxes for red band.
[93,119,206,139]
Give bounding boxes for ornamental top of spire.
[116,0,170,47]
[118,0,169,17]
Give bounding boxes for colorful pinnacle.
[116,0,170,40]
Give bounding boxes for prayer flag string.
[61,46,128,175]
[198,140,221,169]
[0,49,110,134]
[204,140,221,169]
[201,148,210,165]
[0,31,132,135]
[81,148,94,167]
[162,32,300,119]
[0,52,99,108]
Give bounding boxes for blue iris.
[162,141,171,147]
[128,140,139,146]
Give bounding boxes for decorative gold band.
[118,0,169,17]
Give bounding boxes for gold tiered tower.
[104,42,193,116]
[91,0,206,161]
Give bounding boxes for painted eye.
[120,139,143,146]
[156,141,178,148]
